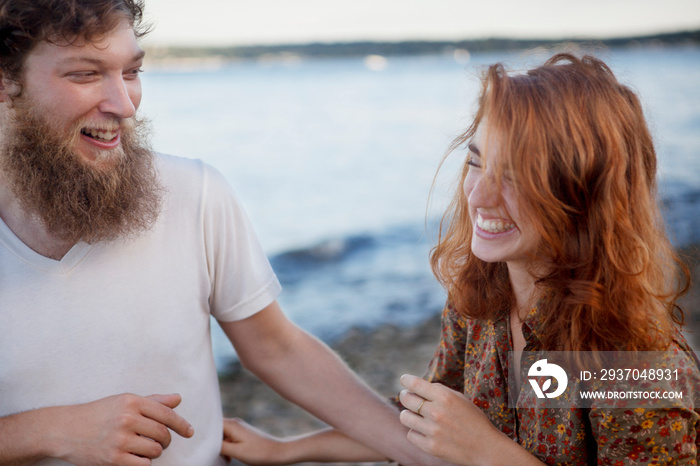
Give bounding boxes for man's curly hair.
[0,0,149,85]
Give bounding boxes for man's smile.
[80,127,119,142]
[79,126,121,150]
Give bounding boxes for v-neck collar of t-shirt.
[0,217,94,274]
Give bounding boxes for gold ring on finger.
[416,399,426,416]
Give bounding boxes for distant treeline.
[147,30,700,60]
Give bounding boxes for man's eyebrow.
[467,143,481,156]
[59,50,146,66]
[132,50,147,62]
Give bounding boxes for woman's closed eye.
[467,143,482,169]
[467,157,481,169]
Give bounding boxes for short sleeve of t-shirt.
[198,163,281,321]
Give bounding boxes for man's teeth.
[477,215,516,233]
[82,128,117,142]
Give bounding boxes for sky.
[141,0,700,47]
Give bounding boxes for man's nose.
[98,76,137,119]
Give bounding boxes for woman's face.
[463,121,541,268]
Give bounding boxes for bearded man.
[0,1,446,465]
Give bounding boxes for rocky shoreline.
[219,244,700,466]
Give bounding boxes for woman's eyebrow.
[468,143,481,156]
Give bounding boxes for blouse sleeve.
[589,406,699,464]
[423,302,469,393]
[589,343,700,464]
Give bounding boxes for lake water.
[139,46,700,368]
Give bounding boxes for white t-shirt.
[0,154,282,465]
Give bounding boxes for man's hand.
[48,393,194,466]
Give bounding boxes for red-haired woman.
[222,53,700,465]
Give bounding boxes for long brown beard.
[0,106,163,245]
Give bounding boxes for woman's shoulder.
[668,330,700,373]
[443,301,505,325]
[441,301,508,350]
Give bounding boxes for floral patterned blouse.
[424,303,700,465]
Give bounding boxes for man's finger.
[147,393,182,409]
[125,433,165,459]
[132,417,173,450]
[141,396,194,439]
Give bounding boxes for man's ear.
[0,71,18,104]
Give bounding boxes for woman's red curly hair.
[431,53,689,352]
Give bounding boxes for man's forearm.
[234,322,446,465]
[282,428,388,463]
[0,409,53,465]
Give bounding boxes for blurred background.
[135,0,700,369]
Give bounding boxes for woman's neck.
[507,262,540,321]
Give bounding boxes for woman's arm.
[222,419,387,465]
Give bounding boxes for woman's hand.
[221,418,288,465]
[399,374,513,466]
[221,419,389,465]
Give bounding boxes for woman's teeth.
[477,215,516,233]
